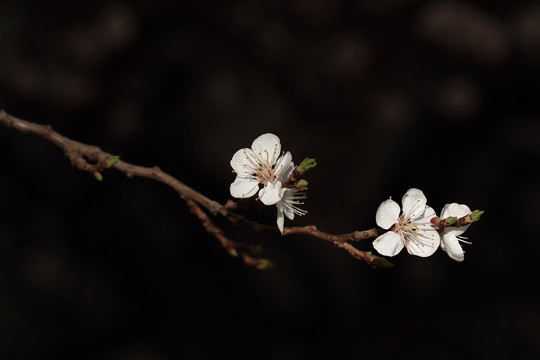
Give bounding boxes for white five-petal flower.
[373,188,440,257]
[440,203,472,262]
[230,133,293,205]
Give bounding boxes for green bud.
[94,172,103,181]
[296,179,309,190]
[105,155,120,168]
[255,259,274,270]
[229,249,239,257]
[249,245,264,255]
[371,254,395,268]
[444,216,457,226]
[470,210,484,222]
[297,158,317,174]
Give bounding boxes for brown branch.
[225,214,384,268]
[186,199,269,268]
[334,242,384,268]
[227,211,379,240]
[0,109,223,214]
[0,109,385,267]
[283,226,379,242]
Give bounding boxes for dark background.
[1,0,539,359]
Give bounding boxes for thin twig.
[187,199,267,268]
[0,109,384,267]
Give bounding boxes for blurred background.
[1,0,539,359]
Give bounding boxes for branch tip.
[254,259,274,270]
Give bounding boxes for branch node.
[43,124,53,137]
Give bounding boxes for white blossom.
[273,158,306,234]
[373,188,440,257]
[230,133,292,205]
[440,203,472,262]
[276,188,307,234]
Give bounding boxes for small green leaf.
[105,155,120,168]
[229,249,239,257]
[94,172,103,181]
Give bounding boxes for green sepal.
[297,158,317,174]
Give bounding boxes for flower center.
[256,150,276,185]
[395,217,413,233]
[393,217,426,241]
[392,217,437,250]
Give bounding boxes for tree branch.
[186,199,271,269]
[0,109,384,268]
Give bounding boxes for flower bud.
[458,210,485,225]
[297,158,317,174]
[470,210,484,222]
[296,179,309,190]
[442,216,457,227]
[255,259,274,270]
[372,255,395,268]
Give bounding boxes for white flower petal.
[405,228,440,257]
[230,177,259,198]
[251,133,281,166]
[401,188,427,220]
[284,208,295,220]
[441,233,465,262]
[441,203,471,236]
[274,151,293,182]
[415,206,437,225]
[441,203,471,219]
[413,222,436,232]
[259,181,283,205]
[230,148,258,174]
[444,225,470,237]
[281,188,297,220]
[440,237,447,251]
[424,206,437,219]
[276,201,285,234]
[375,199,400,230]
[373,231,404,257]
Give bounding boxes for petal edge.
[373,231,404,257]
[375,199,400,229]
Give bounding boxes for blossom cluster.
[230,134,480,263]
[230,133,307,234]
[373,188,474,262]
